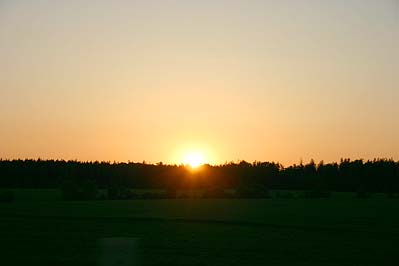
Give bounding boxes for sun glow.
[183,152,205,168]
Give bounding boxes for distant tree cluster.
[0,158,398,196]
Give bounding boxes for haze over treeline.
[1,158,398,193]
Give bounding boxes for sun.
[183,152,205,168]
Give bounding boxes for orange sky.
[0,1,398,166]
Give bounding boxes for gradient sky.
[1,0,398,165]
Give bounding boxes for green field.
[1,190,399,266]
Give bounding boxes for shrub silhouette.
[202,188,226,198]
[275,191,296,199]
[61,180,98,200]
[107,186,137,200]
[0,190,14,203]
[235,186,271,199]
[302,190,331,199]
[81,180,97,200]
[356,186,372,199]
[177,193,190,199]
[60,180,80,200]
[141,192,165,199]
[166,187,177,199]
[386,192,399,199]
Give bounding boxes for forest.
[1,158,398,196]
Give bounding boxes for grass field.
[1,190,399,266]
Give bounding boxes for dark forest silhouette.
[1,158,399,200]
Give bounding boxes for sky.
[0,0,398,166]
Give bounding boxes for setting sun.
[183,152,205,168]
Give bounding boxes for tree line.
[0,158,398,195]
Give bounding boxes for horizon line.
[0,157,397,167]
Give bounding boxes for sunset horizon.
[1,0,398,166]
[1,1,399,265]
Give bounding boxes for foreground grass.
[1,193,399,265]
